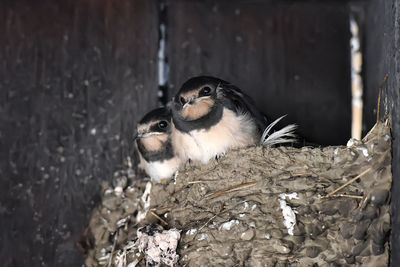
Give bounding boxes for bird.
[135,107,181,183]
[169,75,269,164]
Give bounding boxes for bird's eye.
[199,86,212,96]
[158,120,168,129]
[179,96,186,105]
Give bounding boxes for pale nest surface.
[85,122,391,267]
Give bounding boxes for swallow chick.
[169,76,269,164]
[135,107,181,183]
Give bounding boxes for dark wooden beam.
[167,1,351,145]
[363,0,400,265]
[0,0,158,265]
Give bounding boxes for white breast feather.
[172,108,258,164]
[139,153,180,183]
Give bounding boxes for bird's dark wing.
[218,82,269,132]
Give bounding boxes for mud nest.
[85,121,392,266]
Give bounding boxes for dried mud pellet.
[306,246,322,258]
[343,253,356,264]
[271,240,292,254]
[353,221,370,240]
[240,229,255,241]
[370,188,388,206]
[372,242,385,256]
[363,205,378,220]
[270,229,283,239]
[283,234,305,244]
[352,241,368,256]
[305,224,322,239]
[370,221,388,246]
[338,200,357,217]
[210,242,233,258]
[318,200,338,215]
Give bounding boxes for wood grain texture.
[167,1,351,145]
[0,0,158,266]
[363,0,400,265]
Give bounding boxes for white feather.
[260,115,297,146]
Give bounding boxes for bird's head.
[170,76,225,121]
[135,107,172,153]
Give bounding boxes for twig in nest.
[150,210,168,226]
[187,180,203,184]
[377,75,388,123]
[206,182,257,199]
[290,172,314,177]
[329,194,364,199]
[198,200,248,232]
[198,213,219,232]
[322,168,371,199]
[108,231,119,267]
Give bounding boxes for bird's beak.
[133,131,144,140]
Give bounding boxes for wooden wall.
[364,0,400,265]
[0,0,158,265]
[0,0,355,266]
[167,1,351,145]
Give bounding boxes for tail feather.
[260,115,297,147]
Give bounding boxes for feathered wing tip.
[260,115,298,147]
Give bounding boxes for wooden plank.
[0,0,158,265]
[167,1,351,145]
[363,0,400,265]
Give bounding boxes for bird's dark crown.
[137,107,172,135]
[139,107,171,125]
[179,76,228,93]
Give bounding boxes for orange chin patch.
[139,134,168,151]
[181,89,201,100]
[182,98,215,120]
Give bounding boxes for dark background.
[0,0,398,266]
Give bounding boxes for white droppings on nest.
[384,134,390,141]
[208,222,217,229]
[279,193,298,236]
[137,227,181,267]
[220,219,240,231]
[173,171,179,185]
[186,228,197,235]
[357,146,369,157]
[104,188,114,195]
[334,147,339,155]
[114,186,123,196]
[197,233,208,241]
[116,216,130,228]
[279,192,299,200]
[347,138,364,147]
[115,250,127,267]
[136,182,152,223]
[347,138,356,147]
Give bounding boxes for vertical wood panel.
[0,0,158,265]
[167,1,351,145]
[364,0,400,265]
